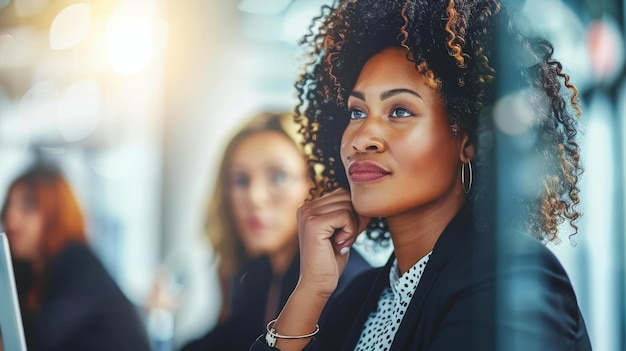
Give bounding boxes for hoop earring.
[461,161,473,194]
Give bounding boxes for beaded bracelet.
[264,318,320,347]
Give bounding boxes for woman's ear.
[459,134,475,163]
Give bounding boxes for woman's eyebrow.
[348,89,423,101]
[380,88,422,101]
[349,91,365,100]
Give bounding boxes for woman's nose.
[352,119,385,153]
[247,179,270,206]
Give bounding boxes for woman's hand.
[296,188,370,299]
[267,189,370,351]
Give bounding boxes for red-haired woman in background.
[1,163,150,351]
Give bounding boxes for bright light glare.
[14,0,48,17]
[57,80,101,142]
[50,3,91,50]
[107,16,153,74]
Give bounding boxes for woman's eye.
[349,109,367,119]
[231,174,249,188]
[22,196,38,212]
[22,202,37,213]
[271,171,289,185]
[390,107,414,118]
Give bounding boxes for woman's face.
[2,183,44,262]
[341,47,467,218]
[229,131,311,257]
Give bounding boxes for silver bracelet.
[264,318,320,347]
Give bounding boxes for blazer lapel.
[390,204,474,350]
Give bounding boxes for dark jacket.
[181,249,370,351]
[251,206,592,350]
[15,243,150,351]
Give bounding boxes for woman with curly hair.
[250,0,591,350]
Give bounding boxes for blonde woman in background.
[181,112,370,351]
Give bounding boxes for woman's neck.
[30,256,45,275]
[387,193,465,274]
[268,239,299,276]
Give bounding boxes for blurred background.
[0,0,623,350]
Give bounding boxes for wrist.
[294,280,334,304]
[268,285,328,350]
[265,318,319,347]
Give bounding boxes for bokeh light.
[106,3,154,75]
[56,80,101,142]
[587,17,625,84]
[493,89,540,136]
[49,3,92,50]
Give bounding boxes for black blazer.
[251,206,592,350]
[181,249,370,351]
[16,243,150,351]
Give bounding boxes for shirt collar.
[388,251,432,298]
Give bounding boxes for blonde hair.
[204,111,307,321]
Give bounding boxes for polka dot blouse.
[354,251,433,350]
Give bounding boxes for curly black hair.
[294,0,582,245]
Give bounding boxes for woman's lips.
[246,216,268,231]
[347,161,391,183]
